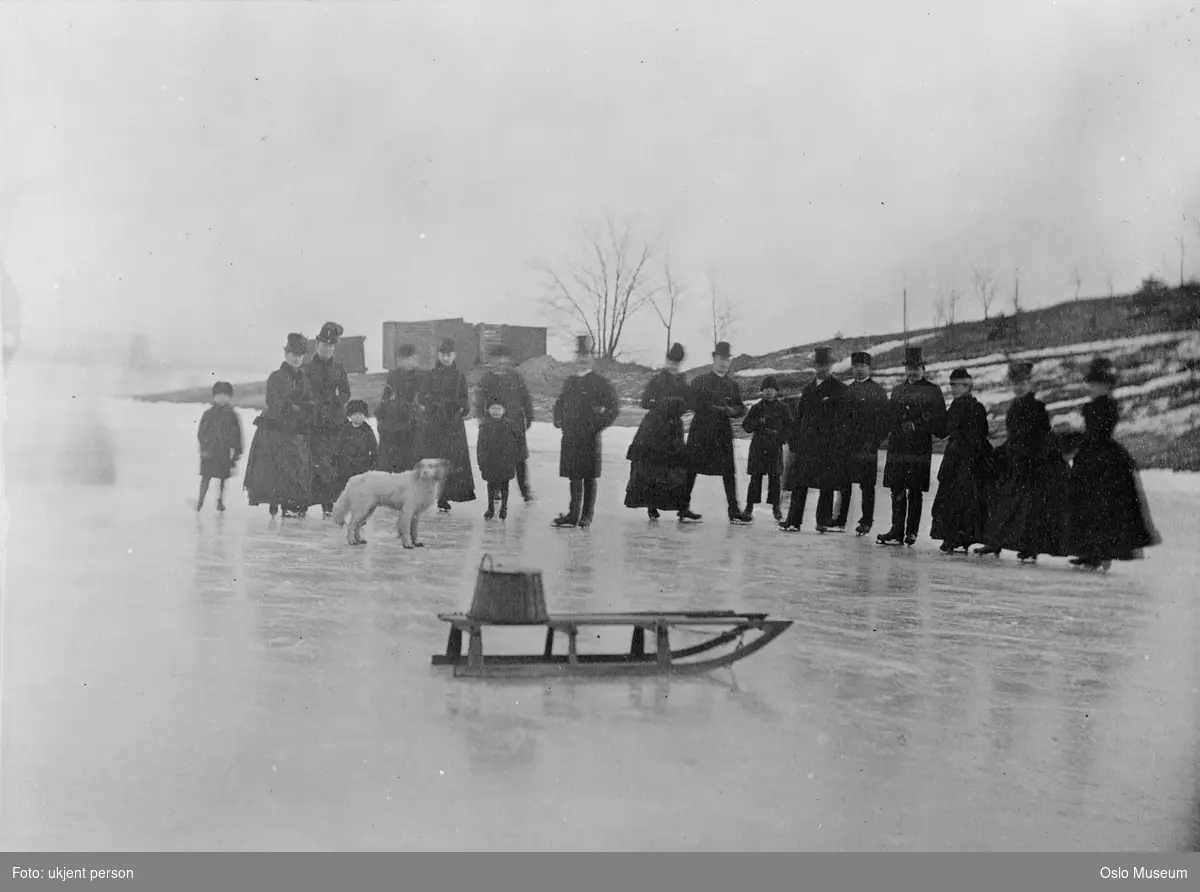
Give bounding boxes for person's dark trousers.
[563,479,583,523]
[833,483,875,528]
[888,487,923,537]
[746,472,781,508]
[580,478,597,526]
[784,487,809,527]
[515,460,531,499]
[815,488,840,527]
[685,470,740,514]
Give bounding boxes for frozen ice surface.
[2,360,1199,851]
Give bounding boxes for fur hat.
[316,322,344,344]
[903,346,924,368]
[575,334,593,357]
[345,399,369,417]
[396,343,416,359]
[713,341,732,359]
[814,345,833,366]
[1007,360,1034,382]
[850,351,872,366]
[1084,356,1118,386]
[486,395,507,410]
[438,337,457,354]
[284,333,308,355]
[488,343,511,358]
[211,381,233,397]
[667,342,686,363]
[760,375,779,391]
[949,368,972,383]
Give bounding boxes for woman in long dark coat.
[624,342,691,519]
[930,368,993,553]
[305,321,351,517]
[975,360,1069,561]
[553,335,621,529]
[417,337,476,510]
[376,343,426,473]
[244,333,316,517]
[1060,357,1160,570]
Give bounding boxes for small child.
[197,381,244,512]
[476,397,522,520]
[741,376,792,521]
[335,399,378,493]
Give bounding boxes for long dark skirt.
[625,462,689,510]
[1066,440,1160,560]
[244,427,313,509]
[983,452,1069,556]
[930,443,990,546]
[377,428,422,474]
[419,420,476,502]
[307,429,341,507]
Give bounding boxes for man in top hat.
[878,345,948,546]
[476,343,535,501]
[552,334,620,528]
[304,321,352,517]
[833,350,890,535]
[682,341,749,524]
[376,343,426,473]
[779,345,850,532]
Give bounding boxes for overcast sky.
[2,0,1198,368]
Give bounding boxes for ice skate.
[1016,552,1037,563]
[772,505,783,522]
[484,506,495,520]
[677,509,702,523]
[729,509,751,525]
[904,534,917,546]
[974,545,1001,557]
[855,521,871,536]
[216,500,225,512]
[498,505,508,520]
[647,508,660,520]
[552,513,578,528]
[876,530,904,546]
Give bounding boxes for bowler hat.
[667,342,686,363]
[850,351,872,366]
[713,341,732,359]
[396,343,416,358]
[949,368,972,383]
[903,346,924,368]
[284,333,308,355]
[1007,360,1034,382]
[212,381,233,397]
[345,399,369,417]
[814,345,833,366]
[1084,356,1117,386]
[575,334,593,356]
[438,337,457,354]
[316,322,344,344]
[761,376,779,391]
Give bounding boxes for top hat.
[488,343,511,358]
[284,333,308,355]
[438,337,457,354]
[575,334,593,356]
[1007,359,1034,382]
[396,343,416,359]
[850,351,872,366]
[316,322,344,344]
[345,399,369,417]
[1084,356,1118,386]
[211,381,234,397]
[713,341,732,359]
[667,342,686,363]
[949,367,972,383]
[903,346,924,367]
[760,375,779,391]
[813,345,833,366]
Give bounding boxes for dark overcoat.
[742,397,792,477]
[624,370,691,509]
[304,355,352,506]
[930,393,993,545]
[417,361,476,502]
[477,416,523,484]
[476,370,534,462]
[334,421,378,487]
[198,404,244,480]
[1063,395,1160,561]
[684,372,745,477]
[375,367,426,473]
[553,371,620,479]
[244,362,315,508]
[844,378,890,486]
[784,376,851,491]
[982,392,1069,555]
[882,377,948,492]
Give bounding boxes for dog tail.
[330,481,352,526]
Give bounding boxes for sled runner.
[430,555,793,678]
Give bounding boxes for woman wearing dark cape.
[244,333,316,517]
[624,342,691,519]
[417,337,476,511]
[1059,357,1160,571]
[930,368,993,554]
[975,360,1070,562]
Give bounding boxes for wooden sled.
[431,610,794,679]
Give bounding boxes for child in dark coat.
[335,399,378,493]
[197,381,244,512]
[477,397,523,520]
[741,376,792,521]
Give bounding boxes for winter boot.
[647,508,660,520]
[772,503,783,522]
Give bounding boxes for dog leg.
[411,513,423,547]
[398,509,413,548]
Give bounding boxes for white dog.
[330,459,450,547]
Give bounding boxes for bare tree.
[1071,265,1082,301]
[932,295,947,332]
[1010,266,1023,345]
[971,266,997,321]
[707,270,737,347]
[534,212,660,360]
[938,285,961,348]
[1106,272,1114,298]
[648,252,686,356]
